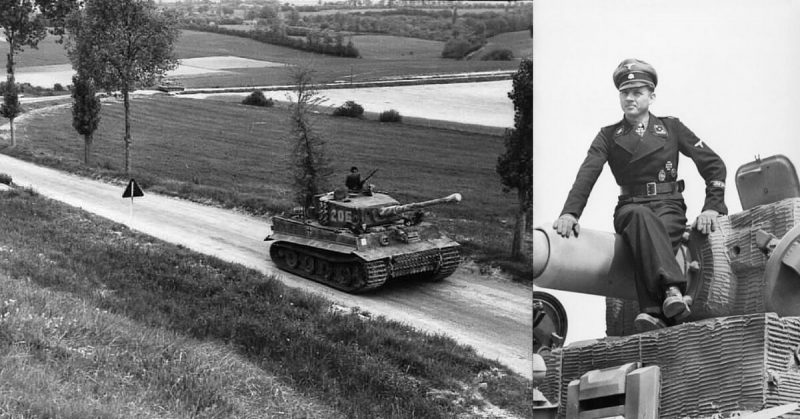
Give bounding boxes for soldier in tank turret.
[346,166,362,192]
[552,58,728,332]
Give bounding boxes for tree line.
[180,23,361,58]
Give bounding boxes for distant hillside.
[470,30,533,61]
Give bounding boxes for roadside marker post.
[122,178,144,223]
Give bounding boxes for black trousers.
[613,199,687,314]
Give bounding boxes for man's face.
[618,86,655,119]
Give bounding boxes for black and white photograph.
[0,0,533,417]
[533,0,800,416]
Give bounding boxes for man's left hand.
[693,209,719,234]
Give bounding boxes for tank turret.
[267,189,463,293]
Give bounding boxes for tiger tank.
[265,188,462,293]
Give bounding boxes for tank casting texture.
[266,190,462,293]
[533,155,800,417]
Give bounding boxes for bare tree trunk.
[123,88,131,174]
[8,118,14,147]
[84,132,93,165]
[510,189,527,260]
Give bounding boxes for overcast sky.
[533,0,800,343]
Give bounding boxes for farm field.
[9,95,528,272]
[11,29,530,89]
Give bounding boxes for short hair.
[350,166,358,172]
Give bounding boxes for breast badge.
[658,169,666,182]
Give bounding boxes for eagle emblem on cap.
[623,63,636,70]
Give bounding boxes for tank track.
[269,242,387,293]
[269,242,460,292]
[411,245,460,282]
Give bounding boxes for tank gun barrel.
[378,193,462,217]
[533,225,637,300]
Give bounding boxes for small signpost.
[122,178,144,222]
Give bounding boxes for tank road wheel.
[300,255,315,275]
[316,260,333,280]
[333,264,353,287]
[283,249,299,269]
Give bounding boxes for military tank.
[265,187,462,293]
[533,155,800,418]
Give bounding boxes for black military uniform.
[346,167,362,191]
[559,59,727,326]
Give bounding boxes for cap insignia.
[627,74,635,79]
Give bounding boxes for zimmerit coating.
[546,313,800,418]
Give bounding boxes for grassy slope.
[11,95,528,271]
[0,188,531,418]
[472,30,533,61]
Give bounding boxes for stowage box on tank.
[265,189,462,293]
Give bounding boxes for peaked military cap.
[613,58,658,91]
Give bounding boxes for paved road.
[0,154,532,378]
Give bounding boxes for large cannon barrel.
[533,225,638,301]
[378,193,462,217]
[534,216,800,319]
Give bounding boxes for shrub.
[332,100,364,118]
[481,48,514,61]
[0,173,12,185]
[441,37,483,59]
[378,109,402,123]
[53,83,66,91]
[241,90,274,107]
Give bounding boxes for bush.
[0,173,12,185]
[242,90,274,107]
[441,37,483,59]
[481,48,514,61]
[53,83,66,91]
[332,100,364,118]
[378,109,402,123]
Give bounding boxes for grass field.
[8,94,531,277]
[13,29,528,89]
[472,31,534,61]
[0,188,532,418]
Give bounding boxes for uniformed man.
[553,58,728,332]
[345,166,362,191]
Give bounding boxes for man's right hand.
[553,214,580,238]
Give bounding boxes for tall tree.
[70,74,101,165]
[1,0,78,146]
[287,65,332,214]
[496,58,532,260]
[1,0,44,146]
[66,0,179,174]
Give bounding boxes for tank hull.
[267,215,460,293]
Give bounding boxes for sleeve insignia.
[710,180,726,189]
